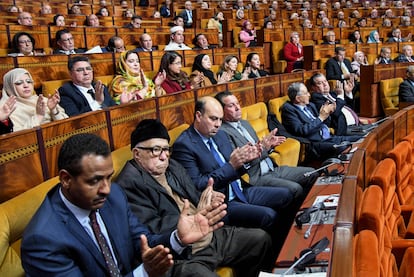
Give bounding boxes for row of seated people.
[354,132,414,276]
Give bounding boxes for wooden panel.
[85,52,116,76]
[0,128,44,203]
[211,47,240,67]
[40,110,110,177]
[226,79,255,106]
[196,83,228,99]
[393,110,408,144]
[280,72,304,96]
[263,28,285,42]
[0,25,9,49]
[84,26,117,49]
[329,226,354,277]
[116,27,145,47]
[255,74,281,103]
[7,25,50,49]
[158,90,195,130]
[15,55,70,90]
[374,118,394,161]
[107,98,157,149]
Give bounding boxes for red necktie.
[89,211,121,277]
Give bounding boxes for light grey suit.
[221,120,317,199]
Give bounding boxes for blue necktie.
[304,107,330,139]
[207,139,248,203]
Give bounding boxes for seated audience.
[7,5,20,13]
[367,30,381,43]
[192,33,214,50]
[17,12,33,26]
[110,50,164,103]
[52,14,67,26]
[40,4,52,15]
[281,82,361,159]
[386,28,412,42]
[0,68,68,132]
[135,33,157,52]
[169,15,185,27]
[53,29,86,55]
[156,51,198,94]
[395,45,414,63]
[58,56,121,116]
[382,18,392,27]
[325,47,355,83]
[399,65,414,102]
[263,20,274,29]
[116,119,274,277]
[96,7,109,17]
[21,133,228,276]
[302,19,313,28]
[351,51,369,80]
[235,9,245,20]
[101,36,125,53]
[217,55,248,82]
[86,14,100,27]
[239,20,257,47]
[349,30,364,44]
[164,26,191,51]
[172,96,293,231]
[322,31,338,45]
[68,4,83,15]
[179,1,194,28]
[375,47,394,64]
[243,52,269,78]
[123,9,134,18]
[309,73,359,135]
[160,0,172,17]
[191,54,225,86]
[9,32,45,56]
[0,95,16,135]
[283,32,304,73]
[124,15,142,29]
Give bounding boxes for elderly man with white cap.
[164,25,191,51]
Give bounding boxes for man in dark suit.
[395,45,414,63]
[134,33,157,52]
[53,29,86,55]
[325,46,355,82]
[309,73,359,136]
[375,47,394,64]
[179,1,194,28]
[399,65,414,102]
[21,133,227,276]
[172,96,293,231]
[116,119,274,277]
[281,83,361,159]
[58,56,120,116]
[215,91,316,201]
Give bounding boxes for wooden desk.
[275,179,343,269]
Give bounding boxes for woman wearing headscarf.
[156,51,202,94]
[0,68,68,132]
[367,30,381,43]
[239,20,257,47]
[191,54,226,87]
[110,50,164,103]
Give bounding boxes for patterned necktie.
[87,89,95,100]
[89,211,121,277]
[304,107,330,139]
[340,62,350,75]
[207,139,248,203]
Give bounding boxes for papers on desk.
[85,46,103,54]
[259,272,327,277]
[313,194,339,208]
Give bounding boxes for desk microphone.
[303,202,325,239]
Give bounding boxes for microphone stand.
[281,251,314,276]
[303,162,337,177]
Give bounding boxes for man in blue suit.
[281,82,361,159]
[21,133,227,276]
[58,56,125,116]
[172,96,293,231]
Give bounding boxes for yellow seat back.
[268,95,289,123]
[379,77,403,116]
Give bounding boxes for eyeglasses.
[73,66,93,73]
[14,79,34,85]
[18,40,32,44]
[61,37,74,42]
[136,146,171,156]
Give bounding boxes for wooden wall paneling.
[238,46,265,69]
[84,26,117,49]
[196,28,219,46]
[49,26,87,49]
[360,64,379,117]
[196,83,228,99]
[7,25,50,50]
[279,72,304,96]
[210,47,240,67]
[15,55,70,91]
[40,110,110,177]
[345,149,366,189]
[158,90,195,130]
[225,79,256,107]
[263,28,285,42]
[406,106,414,133]
[86,52,116,77]
[145,27,170,46]
[0,56,15,88]
[394,61,409,79]
[360,132,378,188]
[329,226,354,277]
[116,27,145,47]
[149,50,166,72]
[254,74,281,103]
[0,23,9,49]
[0,128,45,203]
[107,98,157,149]
[356,43,379,57]
[303,28,322,41]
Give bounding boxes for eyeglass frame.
[135,146,171,156]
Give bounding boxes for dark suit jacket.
[399,79,414,102]
[21,184,171,276]
[133,46,158,52]
[281,101,331,142]
[172,125,247,198]
[310,91,350,135]
[325,57,353,81]
[58,81,116,116]
[179,9,193,28]
[117,159,201,233]
[160,5,171,17]
[394,54,414,63]
[377,57,394,64]
[52,48,86,55]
